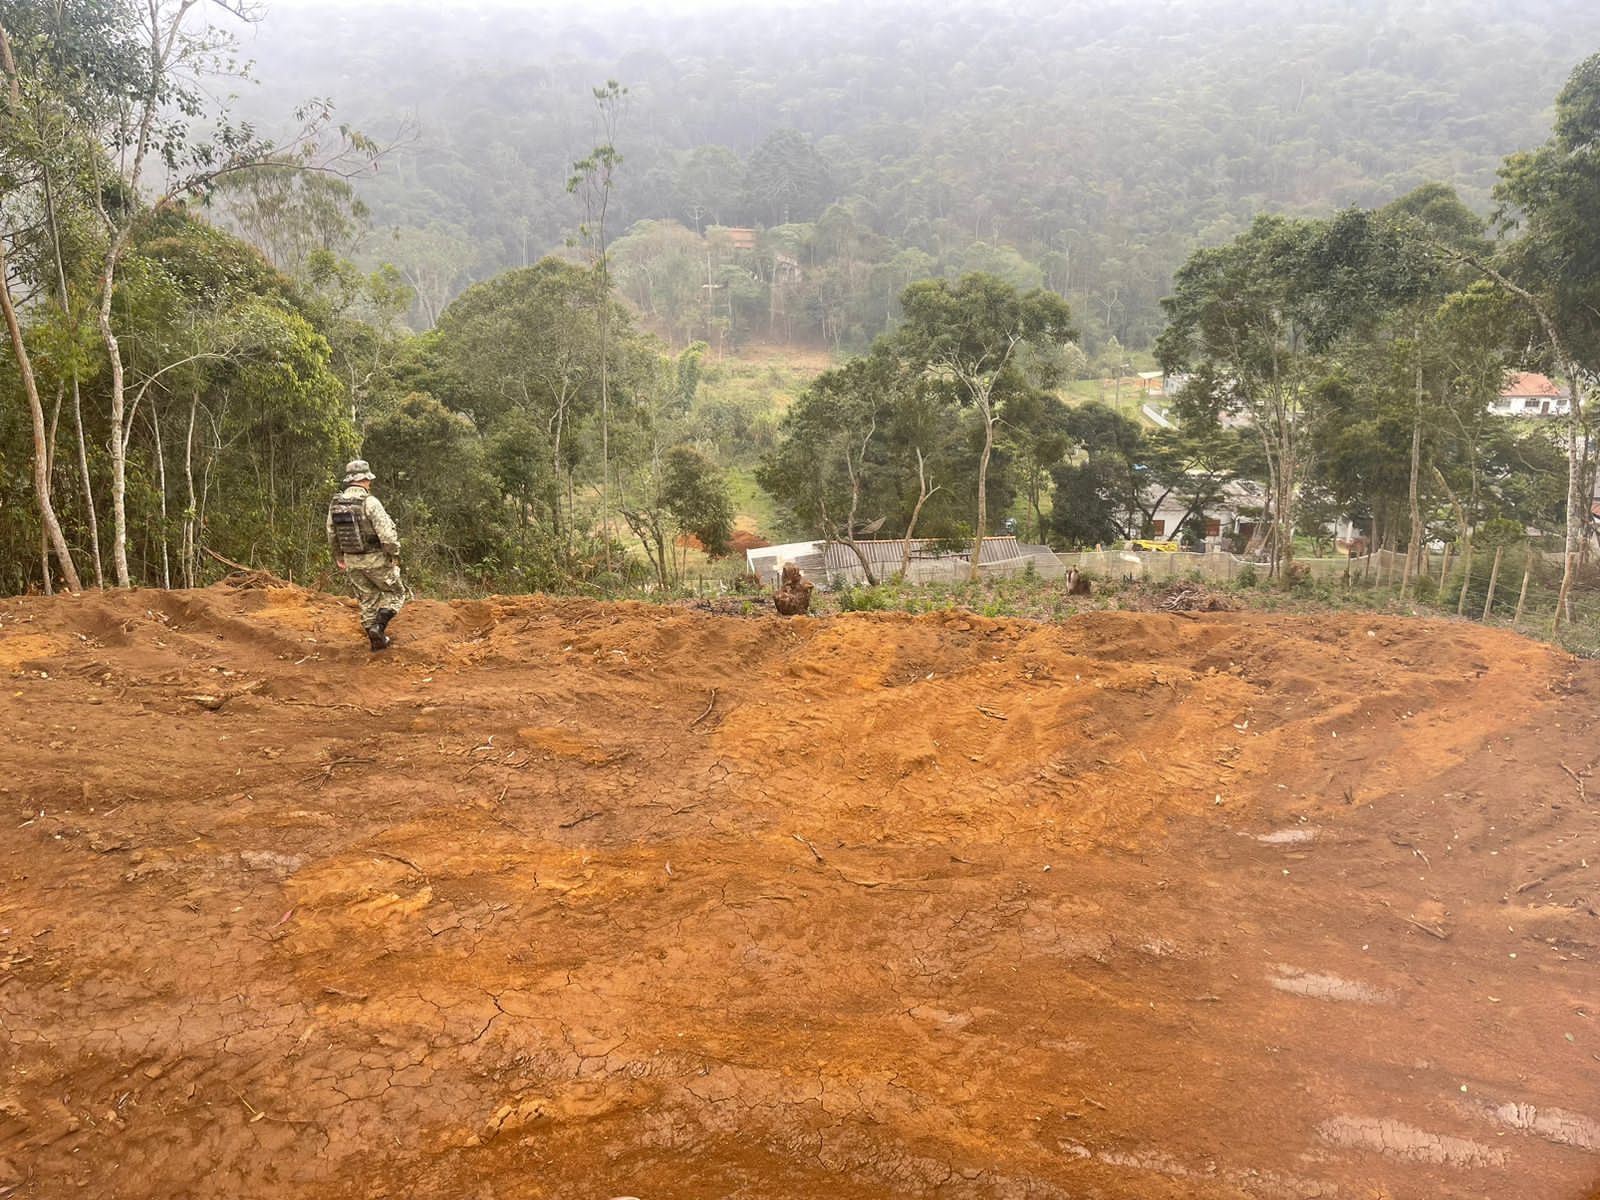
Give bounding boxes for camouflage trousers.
[342,558,406,628]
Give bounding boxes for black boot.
[375,607,396,635]
[366,624,391,652]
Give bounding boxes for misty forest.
[4,0,1600,616]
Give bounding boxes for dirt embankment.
[1,580,1597,1199]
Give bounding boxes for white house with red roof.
[1490,371,1569,417]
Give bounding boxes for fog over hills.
[227,0,1600,347]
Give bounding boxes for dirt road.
[1,579,1596,1198]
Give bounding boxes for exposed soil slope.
[1,581,1597,1199]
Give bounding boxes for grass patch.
[725,465,782,540]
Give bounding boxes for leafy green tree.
[362,392,505,582]
[614,345,732,588]
[1,0,374,589]
[1047,459,1123,548]
[893,273,1075,578]
[661,445,733,556]
[299,250,414,423]
[212,160,370,275]
[386,223,481,329]
[756,350,902,580]
[674,144,742,231]
[1002,388,1072,543]
[0,0,146,590]
[1159,211,1409,574]
[568,80,629,564]
[1060,401,1145,535]
[609,219,707,344]
[430,258,618,544]
[1487,51,1600,602]
[741,129,834,226]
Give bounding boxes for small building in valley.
[1491,372,1568,417]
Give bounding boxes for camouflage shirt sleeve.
[365,494,401,556]
[326,499,339,557]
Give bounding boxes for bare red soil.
[1,580,1597,1199]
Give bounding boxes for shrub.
[839,583,895,612]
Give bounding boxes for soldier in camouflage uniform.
[327,460,406,651]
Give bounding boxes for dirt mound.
[1,586,1597,1199]
[727,528,771,554]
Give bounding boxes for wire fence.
[1055,546,1428,585]
[1059,546,1600,651]
[715,540,1600,653]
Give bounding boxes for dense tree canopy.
[2,0,1598,608]
[228,0,1600,352]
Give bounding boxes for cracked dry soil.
[1,578,1598,1199]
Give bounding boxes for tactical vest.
[329,493,381,554]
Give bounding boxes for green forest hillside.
[231,0,1600,349]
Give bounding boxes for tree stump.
[774,562,814,616]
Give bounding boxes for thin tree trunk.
[88,0,174,588]
[1513,566,1531,627]
[1274,396,1299,576]
[899,448,939,579]
[96,234,134,587]
[595,167,615,573]
[0,238,82,592]
[1481,545,1503,622]
[198,411,219,569]
[1402,333,1424,597]
[41,383,64,595]
[150,403,171,589]
[969,396,995,582]
[838,537,879,586]
[1560,377,1586,604]
[72,379,103,587]
[1553,552,1576,633]
[183,389,198,588]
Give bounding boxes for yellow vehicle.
[1125,539,1180,553]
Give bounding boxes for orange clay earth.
[1,578,1597,1200]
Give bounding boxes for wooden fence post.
[1437,544,1452,603]
[1456,539,1473,616]
[1481,546,1503,622]
[1513,566,1532,628]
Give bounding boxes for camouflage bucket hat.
[343,459,377,483]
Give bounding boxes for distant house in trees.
[722,227,758,252]
[1491,371,1568,417]
[1147,479,1266,546]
